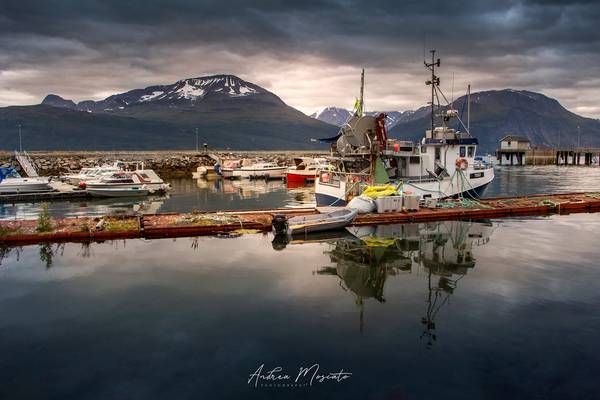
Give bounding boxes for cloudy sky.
[1,0,599,117]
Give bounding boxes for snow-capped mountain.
[310,107,353,126]
[310,107,416,129]
[15,74,336,150]
[42,74,275,113]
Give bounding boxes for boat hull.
[315,167,494,207]
[88,188,149,197]
[0,178,52,194]
[223,167,286,180]
[286,171,317,183]
[86,182,167,193]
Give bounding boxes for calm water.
[1,214,599,399]
[2,165,600,220]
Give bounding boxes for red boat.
[286,157,329,183]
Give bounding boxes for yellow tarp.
[362,237,396,247]
[361,185,399,199]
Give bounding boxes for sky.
[0,0,599,117]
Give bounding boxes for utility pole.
[577,125,581,148]
[425,50,440,133]
[195,128,199,152]
[18,124,22,152]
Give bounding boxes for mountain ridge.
[387,89,600,152]
[2,74,336,150]
[3,80,600,151]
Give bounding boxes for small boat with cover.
[272,208,358,236]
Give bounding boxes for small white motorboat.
[85,168,169,193]
[88,186,149,198]
[62,161,124,186]
[239,162,286,179]
[221,160,286,179]
[0,167,52,194]
[272,208,358,236]
[192,166,208,179]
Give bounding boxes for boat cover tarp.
[317,132,342,143]
[0,167,18,183]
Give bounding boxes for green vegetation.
[0,225,21,237]
[36,203,54,233]
[104,218,138,232]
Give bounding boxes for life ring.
[455,158,468,170]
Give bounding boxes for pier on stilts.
[2,192,600,246]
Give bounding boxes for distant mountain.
[311,107,416,129]
[0,75,336,150]
[389,89,600,153]
[310,107,353,126]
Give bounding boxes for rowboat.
[272,208,358,236]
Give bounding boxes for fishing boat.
[0,167,52,194]
[314,52,494,206]
[272,208,358,236]
[88,186,149,198]
[85,169,169,193]
[286,157,329,183]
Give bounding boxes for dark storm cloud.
[0,0,599,115]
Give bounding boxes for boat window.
[409,156,420,164]
[435,147,441,161]
[467,146,475,158]
[421,146,426,153]
[460,146,466,157]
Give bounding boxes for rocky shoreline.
[0,150,328,178]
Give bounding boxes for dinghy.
[272,208,358,236]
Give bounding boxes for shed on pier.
[497,135,531,165]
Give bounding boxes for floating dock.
[2,192,600,246]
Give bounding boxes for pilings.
[497,148,600,166]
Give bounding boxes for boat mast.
[467,84,471,133]
[359,68,364,117]
[424,50,440,132]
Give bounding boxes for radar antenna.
[424,50,440,133]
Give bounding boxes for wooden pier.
[2,192,600,246]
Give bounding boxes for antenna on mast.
[451,72,455,108]
[424,50,441,133]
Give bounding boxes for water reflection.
[1,215,600,399]
[280,220,494,345]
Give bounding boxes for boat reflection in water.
[274,220,494,345]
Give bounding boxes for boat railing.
[14,150,39,177]
[318,169,371,189]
